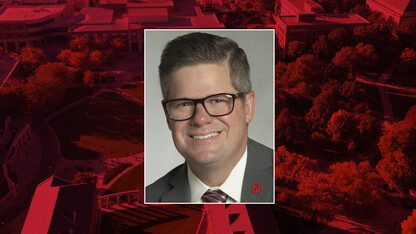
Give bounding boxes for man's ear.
[244,91,255,124]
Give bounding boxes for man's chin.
[186,152,222,166]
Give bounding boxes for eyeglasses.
[162,92,245,121]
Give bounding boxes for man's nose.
[190,102,213,126]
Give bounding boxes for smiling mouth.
[191,132,220,139]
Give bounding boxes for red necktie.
[201,189,228,203]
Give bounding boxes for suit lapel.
[161,163,191,202]
[241,138,273,202]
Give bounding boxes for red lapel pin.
[251,184,262,194]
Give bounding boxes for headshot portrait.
[145,30,274,203]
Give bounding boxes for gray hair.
[158,32,251,100]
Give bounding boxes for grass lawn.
[121,82,144,101]
[101,204,203,234]
[388,91,416,121]
[51,91,143,160]
[105,163,143,195]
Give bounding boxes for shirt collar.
[187,147,248,203]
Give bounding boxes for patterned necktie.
[201,189,228,203]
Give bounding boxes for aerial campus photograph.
[0,0,415,233]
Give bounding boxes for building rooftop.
[191,13,224,28]
[99,0,126,4]
[128,7,168,23]
[279,13,369,26]
[288,0,322,12]
[369,0,416,14]
[21,0,57,3]
[22,176,97,234]
[126,0,173,8]
[0,5,65,22]
[78,7,113,25]
[71,16,128,31]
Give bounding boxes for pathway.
[317,62,406,234]
[356,62,401,130]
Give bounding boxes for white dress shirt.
[187,147,248,203]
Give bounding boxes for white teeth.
[192,132,219,139]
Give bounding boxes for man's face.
[164,63,255,170]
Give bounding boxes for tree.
[110,37,126,53]
[377,122,416,194]
[246,23,265,29]
[401,48,416,63]
[70,36,89,52]
[332,46,357,74]
[24,74,65,111]
[74,171,97,184]
[326,108,378,152]
[275,146,316,182]
[404,105,416,125]
[327,28,350,54]
[253,0,275,12]
[57,49,72,64]
[350,4,370,19]
[83,70,96,85]
[326,109,355,144]
[305,86,339,131]
[92,37,107,51]
[20,47,48,75]
[378,122,416,159]
[313,35,330,59]
[332,43,377,74]
[355,42,378,70]
[328,161,384,211]
[353,25,376,44]
[402,210,416,234]
[275,108,296,147]
[399,48,416,73]
[34,62,72,82]
[296,175,337,222]
[281,54,325,93]
[398,21,416,47]
[0,79,26,118]
[68,51,88,67]
[89,50,106,67]
[286,40,306,59]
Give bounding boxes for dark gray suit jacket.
[146,138,274,203]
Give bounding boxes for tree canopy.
[377,121,416,195]
[402,209,416,234]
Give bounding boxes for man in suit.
[146,32,273,203]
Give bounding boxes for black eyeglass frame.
[162,92,245,121]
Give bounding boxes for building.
[20,0,59,6]
[22,176,101,234]
[195,0,228,7]
[275,13,369,48]
[70,0,224,52]
[0,0,223,52]
[126,0,174,12]
[0,5,75,51]
[366,0,416,30]
[280,0,325,15]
